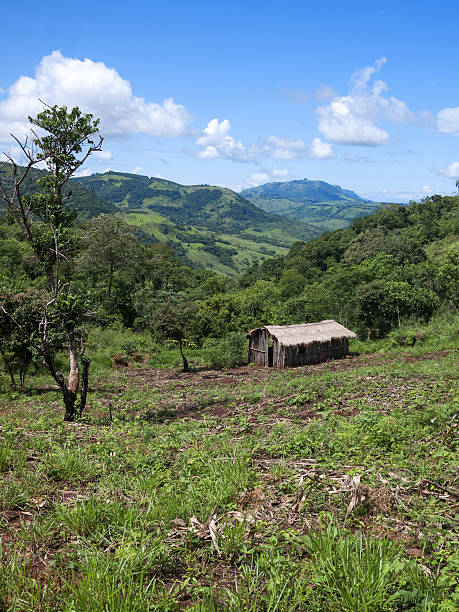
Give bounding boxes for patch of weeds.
[217,518,253,562]
[0,477,31,510]
[53,497,147,540]
[45,445,99,483]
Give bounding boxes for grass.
[0,317,457,609]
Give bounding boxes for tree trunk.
[42,334,82,422]
[179,339,189,372]
[67,333,80,398]
[0,350,16,387]
[4,358,16,388]
[79,357,90,416]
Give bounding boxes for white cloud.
[308,137,336,159]
[93,150,113,160]
[267,135,305,159]
[244,167,292,188]
[421,185,433,193]
[195,122,306,162]
[272,168,290,178]
[131,166,144,174]
[269,148,299,160]
[316,57,413,146]
[246,172,270,187]
[435,161,459,178]
[350,56,387,90]
[437,107,459,134]
[267,136,304,150]
[195,118,255,161]
[0,50,192,142]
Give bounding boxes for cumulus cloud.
[195,118,255,161]
[308,137,336,159]
[435,161,459,178]
[195,121,306,162]
[437,106,459,134]
[245,167,292,187]
[93,150,113,160]
[246,172,270,186]
[267,135,305,159]
[0,50,192,142]
[272,168,290,178]
[316,57,413,146]
[267,136,304,150]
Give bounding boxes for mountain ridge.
[240,178,383,231]
[70,171,320,275]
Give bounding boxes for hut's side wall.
[272,339,282,368]
[282,336,349,368]
[248,329,269,365]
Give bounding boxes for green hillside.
[241,178,383,231]
[0,163,112,219]
[73,172,321,276]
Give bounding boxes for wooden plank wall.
[283,337,349,368]
[249,334,350,369]
[248,329,269,365]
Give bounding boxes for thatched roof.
[247,320,356,347]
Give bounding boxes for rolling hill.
[0,163,112,219]
[0,165,320,275]
[72,172,321,276]
[240,178,383,231]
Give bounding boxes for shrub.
[202,333,247,369]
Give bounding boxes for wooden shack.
[247,320,356,368]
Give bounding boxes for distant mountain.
[72,172,321,276]
[240,178,383,231]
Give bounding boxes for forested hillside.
[72,172,320,275]
[0,163,112,219]
[241,178,383,231]
[1,190,457,353]
[235,195,458,338]
[0,164,321,276]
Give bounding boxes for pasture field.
[0,336,458,610]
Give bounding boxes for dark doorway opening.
[268,338,273,367]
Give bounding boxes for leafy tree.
[134,289,197,371]
[343,228,425,266]
[358,280,439,337]
[0,104,102,420]
[0,288,40,387]
[79,215,145,299]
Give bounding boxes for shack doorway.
[268,338,273,367]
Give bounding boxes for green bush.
[202,333,247,369]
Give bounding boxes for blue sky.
[2,0,459,201]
